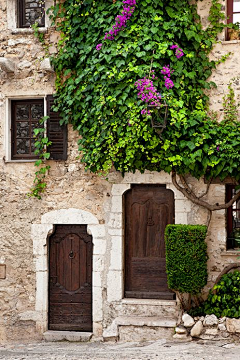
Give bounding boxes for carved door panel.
[49,225,92,331]
[125,185,175,299]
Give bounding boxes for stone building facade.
[0,0,239,343]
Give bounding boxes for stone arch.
[32,208,105,337]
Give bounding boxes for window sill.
[4,159,37,163]
[221,40,240,45]
[11,28,48,35]
[221,250,240,256]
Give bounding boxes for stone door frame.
[32,208,105,336]
[106,171,191,304]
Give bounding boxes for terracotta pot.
[228,29,240,40]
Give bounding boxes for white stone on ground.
[190,320,203,337]
[182,313,195,327]
[203,314,218,326]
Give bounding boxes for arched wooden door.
[125,185,175,300]
[49,225,92,331]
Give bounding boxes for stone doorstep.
[43,331,93,342]
[116,316,177,328]
[121,299,177,306]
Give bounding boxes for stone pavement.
[0,339,240,360]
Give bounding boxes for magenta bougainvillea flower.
[170,44,184,58]
[135,72,162,108]
[96,0,136,50]
[96,43,103,51]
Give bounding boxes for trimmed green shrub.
[165,224,208,295]
[191,270,240,318]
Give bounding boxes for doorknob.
[69,250,74,259]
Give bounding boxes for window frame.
[17,0,45,28]
[226,185,240,249]
[227,0,240,40]
[6,95,68,162]
[11,98,45,160]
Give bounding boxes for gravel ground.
[0,339,240,360]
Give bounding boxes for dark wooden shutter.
[47,95,67,160]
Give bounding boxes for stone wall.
[0,0,239,343]
[174,313,240,342]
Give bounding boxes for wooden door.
[125,185,175,300]
[49,225,92,331]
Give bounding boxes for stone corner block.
[111,184,131,196]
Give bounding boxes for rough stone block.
[175,212,188,224]
[108,213,122,229]
[107,271,123,302]
[175,200,192,213]
[111,195,123,213]
[93,255,104,272]
[93,287,103,322]
[87,224,105,238]
[40,58,54,72]
[182,313,195,327]
[218,323,226,331]
[92,272,102,288]
[191,320,203,337]
[110,236,123,271]
[205,328,218,335]
[175,326,187,334]
[173,333,192,341]
[111,184,130,196]
[0,57,15,72]
[93,239,106,255]
[226,318,240,333]
[203,314,218,326]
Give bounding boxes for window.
[18,0,45,28]
[226,185,240,249]
[227,0,240,39]
[11,99,44,160]
[10,96,67,161]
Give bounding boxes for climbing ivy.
[45,0,240,181]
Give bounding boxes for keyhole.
[69,250,74,259]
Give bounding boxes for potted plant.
[228,22,240,40]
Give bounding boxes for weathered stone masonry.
[0,0,239,343]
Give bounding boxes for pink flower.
[96,43,103,51]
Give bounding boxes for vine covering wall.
[47,0,240,183]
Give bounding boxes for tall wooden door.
[125,185,175,300]
[49,225,92,331]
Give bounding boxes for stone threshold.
[43,331,93,342]
[122,298,177,306]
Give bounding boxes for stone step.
[103,315,177,341]
[116,316,177,328]
[118,299,179,318]
[43,331,92,342]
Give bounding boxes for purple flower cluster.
[96,0,136,50]
[141,109,151,115]
[170,44,184,59]
[135,71,162,107]
[161,65,174,89]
